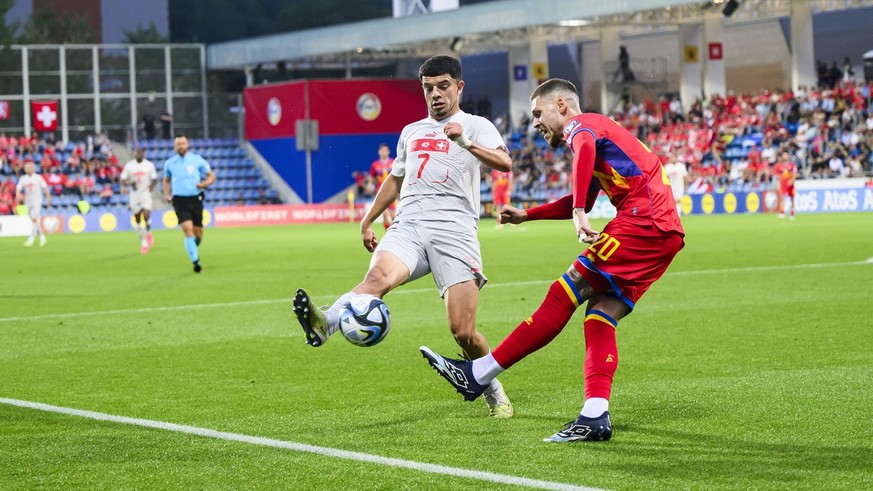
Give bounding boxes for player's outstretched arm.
[360,174,401,252]
[498,205,527,224]
[525,194,574,221]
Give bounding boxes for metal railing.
[0,43,209,144]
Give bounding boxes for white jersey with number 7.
[391,110,505,228]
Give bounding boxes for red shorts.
[572,220,684,310]
[779,185,795,197]
[493,186,510,207]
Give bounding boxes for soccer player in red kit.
[369,143,396,229]
[490,168,512,228]
[772,151,797,219]
[421,78,685,442]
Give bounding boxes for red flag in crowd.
[32,100,59,131]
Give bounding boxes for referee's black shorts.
[172,193,205,226]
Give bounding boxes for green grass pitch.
[2,212,872,490]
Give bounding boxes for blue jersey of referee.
[164,152,211,197]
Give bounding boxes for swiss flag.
[410,138,450,154]
[32,100,59,131]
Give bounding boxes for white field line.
[0,397,606,491]
[1,260,868,324]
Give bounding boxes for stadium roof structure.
[207,0,873,71]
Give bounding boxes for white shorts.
[374,219,487,297]
[128,191,153,214]
[25,203,42,220]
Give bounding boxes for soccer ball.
[339,294,390,347]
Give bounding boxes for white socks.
[581,397,609,418]
[471,352,505,385]
[324,292,356,335]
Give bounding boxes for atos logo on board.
[356,93,382,121]
[267,97,282,126]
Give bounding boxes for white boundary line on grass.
[0,397,606,491]
[1,259,869,323]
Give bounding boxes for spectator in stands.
[614,45,635,83]
[857,141,872,173]
[352,170,370,200]
[847,153,865,176]
[842,57,855,83]
[160,111,173,140]
[816,60,829,88]
[143,114,156,140]
[79,169,97,196]
[827,62,842,88]
[0,179,16,214]
[45,167,65,196]
[100,183,113,205]
[828,150,847,177]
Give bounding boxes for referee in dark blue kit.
[162,135,215,273]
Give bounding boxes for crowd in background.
[477,67,872,200]
[0,132,123,215]
[6,59,873,215]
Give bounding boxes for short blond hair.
[531,78,580,109]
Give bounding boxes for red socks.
[490,275,620,402]
[492,275,581,369]
[583,310,618,400]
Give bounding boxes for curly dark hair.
[419,55,462,81]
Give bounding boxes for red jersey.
[564,113,683,234]
[772,161,797,187]
[491,169,512,207]
[369,158,393,190]
[490,169,511,189]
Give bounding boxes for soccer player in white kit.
[121,148,157,253]
[292,55,515,418]
[663,154,688,216]
[15,162,51,247]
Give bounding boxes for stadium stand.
[4,77,871,215]
[480,78,873,203]
[141,138,280,207]
[0,135,280,214]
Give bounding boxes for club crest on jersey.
[563,119,579,136]
[187,165,194,174]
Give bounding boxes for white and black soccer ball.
[339,294,391,347]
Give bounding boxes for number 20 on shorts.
[587,233,620,261]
